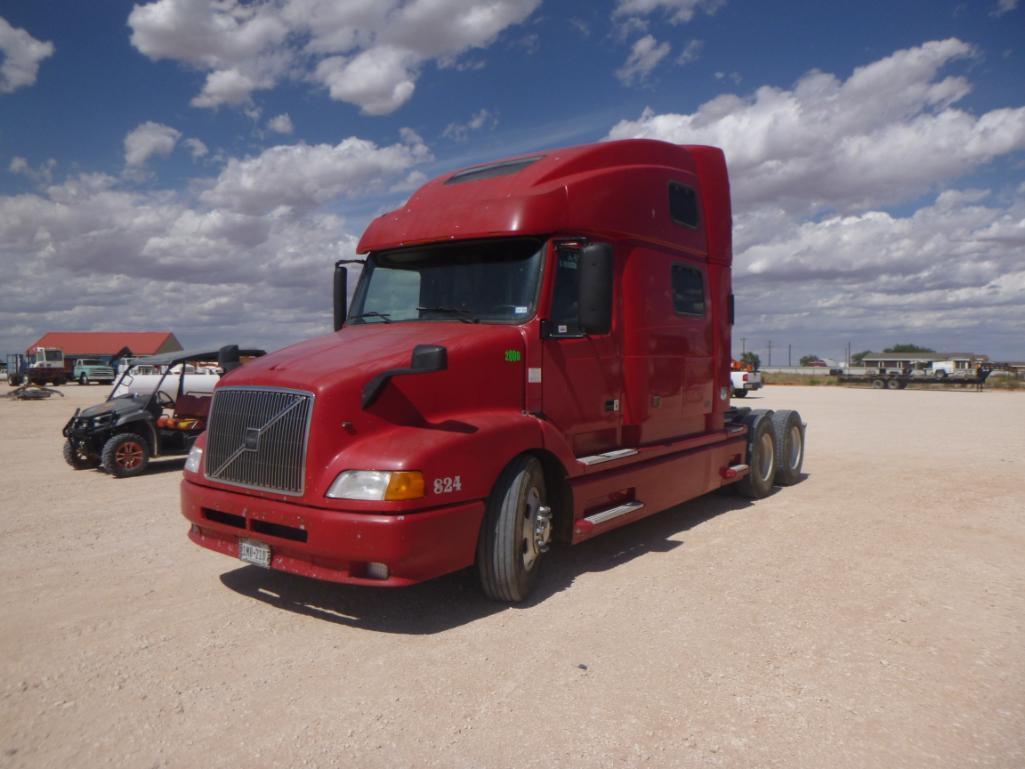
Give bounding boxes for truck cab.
[181,140,806,602]
[73,358,116,385]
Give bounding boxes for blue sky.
[1,0,1023,362]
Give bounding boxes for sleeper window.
[672,264,705,316]
[668,182,699,228]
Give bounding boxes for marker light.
[326,470,424,501]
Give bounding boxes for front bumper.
[181,479,485,587]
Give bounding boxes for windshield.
[79,359,103,366]
[350,238,543,325]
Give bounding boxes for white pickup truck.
[731,369,763,398]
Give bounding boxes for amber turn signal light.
[384,471,425,500]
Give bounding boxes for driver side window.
[549,249,580,331]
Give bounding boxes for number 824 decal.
[433,475,463,494]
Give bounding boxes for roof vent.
[444,156,544,185]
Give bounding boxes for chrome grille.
[204,387,314,495]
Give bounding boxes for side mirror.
[411,344,447,372]
[333,262,348,331]
[217,345,241,373]
[361,344,448,409]
[578,242,614,335]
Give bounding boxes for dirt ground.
[1,383,1023,769]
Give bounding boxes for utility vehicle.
[63,346,263,477]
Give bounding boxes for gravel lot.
[2,384,1023,769]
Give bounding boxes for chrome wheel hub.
[521,487,551,570]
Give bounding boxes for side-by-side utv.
[62,345,264,477]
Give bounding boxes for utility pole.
[767,340,772,367]
[788,344,792,367]
[741,337,746,355]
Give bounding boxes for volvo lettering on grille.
[204,387,314,495]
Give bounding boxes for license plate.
[239,538,271,568]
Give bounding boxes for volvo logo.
[243,427,261,451]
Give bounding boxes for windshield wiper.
[416,305,479,323]
[351,311,393,323]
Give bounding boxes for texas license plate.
[238,538,271,568]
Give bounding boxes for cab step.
[577,448,639,466]
[574,500,646,535]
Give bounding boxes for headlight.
[326,470,424,501]
[184,445,203,474]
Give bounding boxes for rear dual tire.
[737,409,806,497]
[770,410,805,486]
[737,416,777,498]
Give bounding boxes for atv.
[62,345,264,477]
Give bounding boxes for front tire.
[477,456,551,603]
[733,389,748,398]
[63,439,100,469]
[78,374,88,385]
[101,433,150,477]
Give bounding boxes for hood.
[215,322,528,464]
[79,394,145,419]
[228,322,525,398]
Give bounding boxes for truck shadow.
[218,490,766,635]
[145,458,188,475]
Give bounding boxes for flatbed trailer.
[837,372,989,390]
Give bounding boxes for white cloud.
[676,38,702,65]
[568,17,591,36]
[123,121,182,168]
[992,0,1018,15]
[608,39,1025,358]
[442,108,498,141]
[9,156,56,186]
[200,128,431,214]
[183,137,209,158]
[313,46,420,115]
[615,35,671,85]
[608,39,1025,215]
[0,16,55,93]
[127,0,541,114]
[613,0,725,25]
[192,67,270,107]
[729,190,1025,358]
[267,113,294,134]
[0,127,438,354]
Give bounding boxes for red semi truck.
[181,139,806,602]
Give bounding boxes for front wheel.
[101,433,150,478]
[63,439,100,469]
[78,374,88,385]
[477,456,551,603]
[733,389,748,398]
